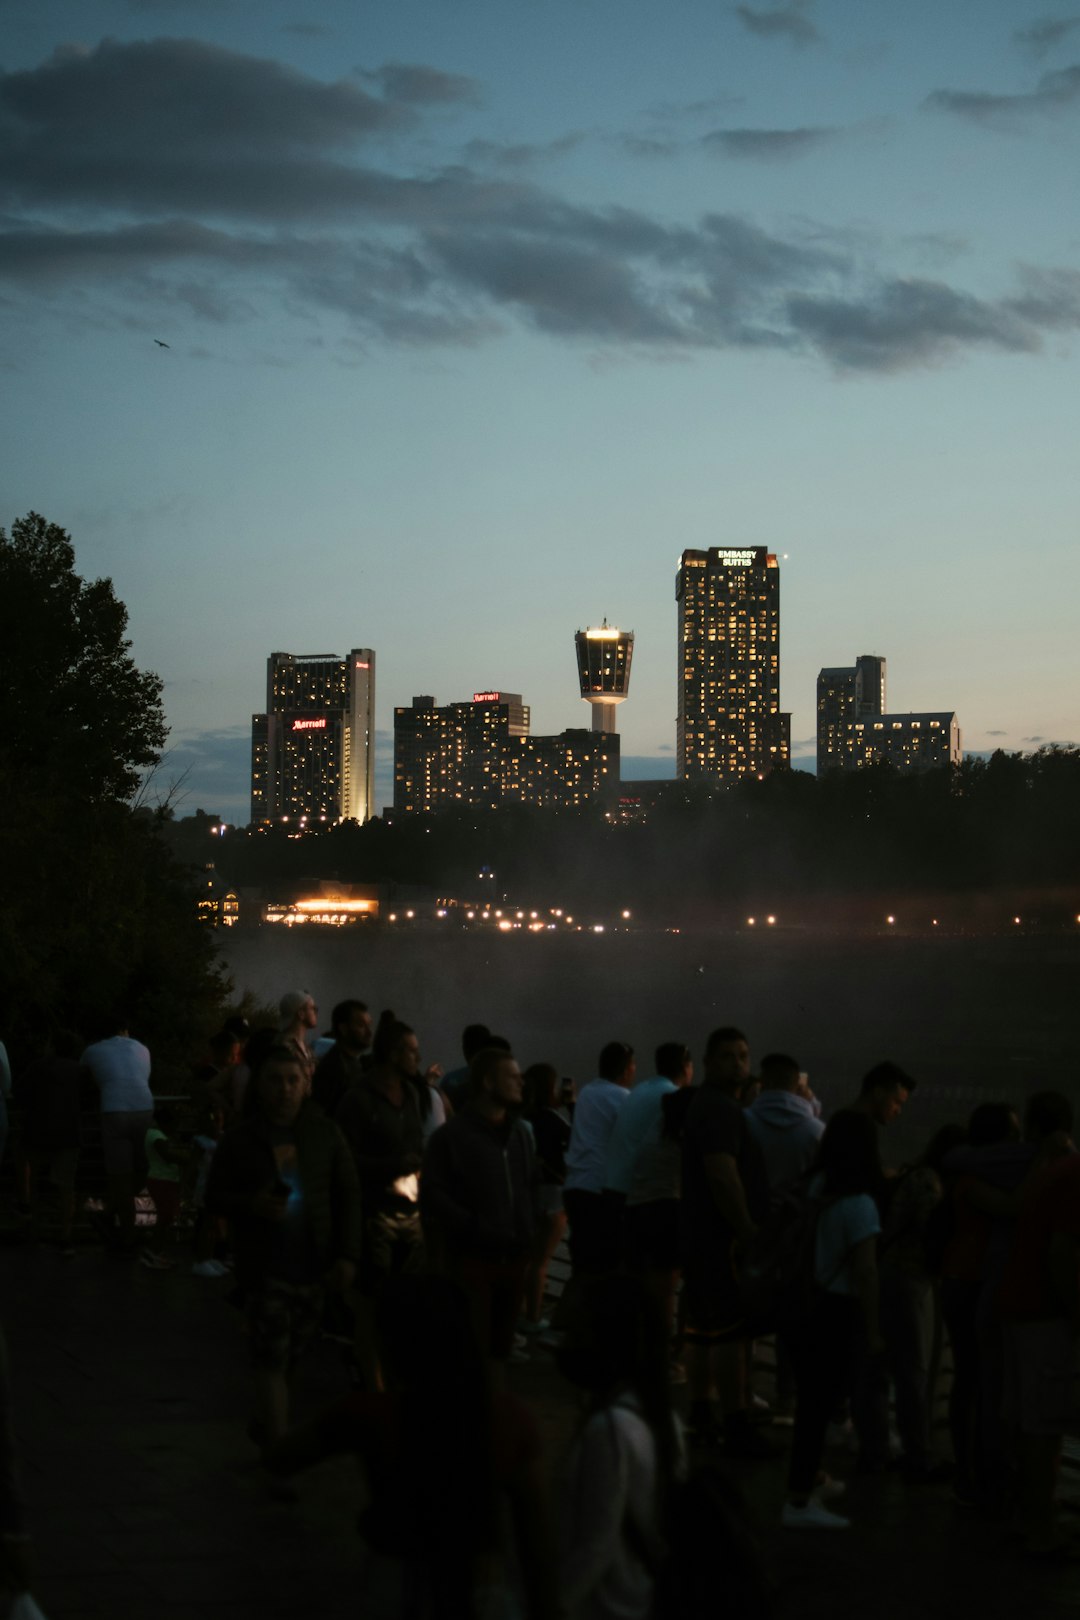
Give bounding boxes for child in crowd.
[142,1104,187,1271]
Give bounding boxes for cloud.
[4,36,1080,375]
[787,276,1042,371]
[1014,16,1080,56]
[735,2,819,46]
[642,95,745,123]
[985,729,1007,736]
[1022,735,1044,743]
[0,39,407,222]
[157,725,251,818]
[358,61,482,106]
[464,132,588,170]
[1004,264,1080,327]
[283,22,332,38]
[701,125,837,160]
[620,135,681,160]
[926,63,1080,126]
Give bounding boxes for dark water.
[221,928,1080,1168]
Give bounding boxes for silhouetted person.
[81,1015,155,1254]
[206,1043,361,1450]
[680,1027,771,1456]
[422,1047,539,1363]
[311,998,372,1117]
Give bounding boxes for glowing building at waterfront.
[250,649,375,825]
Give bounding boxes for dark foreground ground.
[6,1236,1080,1620]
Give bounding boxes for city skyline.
[4,1,1080,823]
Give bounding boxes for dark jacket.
[311,1045,369,1119]
[206,1104,362,1288]
[421,1108,539,1262]
[336,1073,425,1214]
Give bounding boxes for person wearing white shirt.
[563,1042,634,1277]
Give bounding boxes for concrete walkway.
[5,1238,1079,1618]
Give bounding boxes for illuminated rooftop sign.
[714,550,757,565]
[291,717,328,732]
[473,691,502,703]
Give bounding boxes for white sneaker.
[782,1499,851,1531]
[192,1260,226,1278]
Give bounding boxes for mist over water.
[221,930,1080,1167]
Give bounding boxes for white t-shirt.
[560,1395,684,1620]
[81,1036,153,1113]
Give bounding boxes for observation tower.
[574,621,634,734]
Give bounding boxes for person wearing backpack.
[782,1110,884,1530]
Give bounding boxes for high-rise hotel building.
[816,652,960,774]
[817,655,887,774]
[394,692,617,815]
[676,547,790,782]
[250,649,375,825]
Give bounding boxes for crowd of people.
[2,997,1080,1615]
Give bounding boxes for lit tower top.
[575,621,634,734]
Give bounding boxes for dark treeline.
[0,514,228,1067]
[205,746,1080,919]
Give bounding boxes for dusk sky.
[4,0,1080,819]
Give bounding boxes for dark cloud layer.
[926,62,1080,125]
[735,2,819,47]
[3,35,1079,375]
[1014,16,1080,56]
[359,61,482,106]
[701,125,836,160]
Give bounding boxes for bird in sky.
[154,339,170,348]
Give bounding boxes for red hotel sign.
[473,691,501,703]
[291,717,328,731]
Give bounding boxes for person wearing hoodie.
[421,1046,540,1363]
[745,1053,825,1193]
